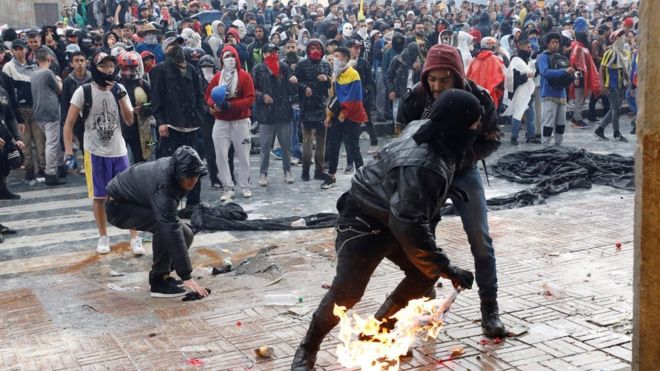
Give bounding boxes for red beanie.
[421,44,466,96]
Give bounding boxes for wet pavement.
[0,115,636,370]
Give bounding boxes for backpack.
[546,52,574,89]
[79,83,123,123]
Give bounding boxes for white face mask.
[223,57,237,71]
[343,24,353,38]
[202,67,215,81]
[144,34,158,45]
[333,58,347,73]
[394,23,402,29]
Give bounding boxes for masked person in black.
[291,89,479,371]
[105,146,209,298]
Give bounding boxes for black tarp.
[190,203,338,231]
[484,146,634,210]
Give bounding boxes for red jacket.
[204,45,255,121]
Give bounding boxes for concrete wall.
[0,0,66,29]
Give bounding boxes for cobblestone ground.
[0,116,635,370]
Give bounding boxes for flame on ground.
[333,290,459,371]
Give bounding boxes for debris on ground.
[234,247,280,277]
[616,240,622,250]
[110,270,124,277]
[542,282,566,299]
[264,275,286,287]
[182,289,212,301]
[450,345,465,357]
[254,345,275,358]
[186,358,204,366]
[321,282,331,289]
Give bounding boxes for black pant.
[124,135,144,163]
[106,198,194,277]
[588,93,610,121]
[199,122,222,185]
[325,119,363,175]
[308,197,439,342]
[156,129,201,204]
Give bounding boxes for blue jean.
[449,166,497,301]
[291,108,302,159]
[598,87,622,133]
[511,100,536,141]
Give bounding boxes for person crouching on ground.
[291,89,480,370]
[105,146,209,298]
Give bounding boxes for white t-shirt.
[70,83,132,157]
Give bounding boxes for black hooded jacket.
[294,39,332,125]
[106,149,206,281]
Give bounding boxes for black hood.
[170,146,208,182]
[391,32,405,53]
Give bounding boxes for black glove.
[111,83,127,100]
[442,265,474,290]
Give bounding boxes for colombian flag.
[335,67,368,123]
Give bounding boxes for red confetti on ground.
[479,338,491,345]
[186,358,204,366]
[493,337,504,344]
[615,240,622,249]
[236,321,242,326]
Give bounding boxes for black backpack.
[546,52,574,89]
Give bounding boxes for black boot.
[481,299,507,338]
[0,177,20,200]
[57,165,68,179]
[291,315,327,371]
[45,175,67,186]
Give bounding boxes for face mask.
[91,63,116,87]
[333,58,347,73]
[528,37,539,51]
[302,37,309,45]
[394,22,402,28]
[202,66,215,81]
[144,34,158,45]
[308,49,323,61]
[517,49,531,61]
[166,45,185,65]
[264,53,280,77]
[286,51,298,62]
[223,57,236,71]
[342,25,353,38]
[121,67,138,80]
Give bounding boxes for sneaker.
[613,131,629,142]
[301,171,310,181]
[0,223,17,234]
[284,172,294,184]
[211,182,222,190]
[0,188,20,200]
[313,171,325,180]
[291,157,301,165]
[344,165,354,174]
[271,148,282,160]
[24,169,35,181]
[57,165,68,179]
[510,137,518,146]
[241,188,252,198]
[526,137,542,144]
[359,132,369,140]
[221,188,235,202]
[45,175,67,186]
[258,174,268,187]
[164,276,183,286]
[150,281,187,298]
[96,236,111,254]
[79,168,85,175]
[37,169,46,178]
[321,176,336,189]
[130,237,146,256]
[593,128,609,141]
[368,145,378,154]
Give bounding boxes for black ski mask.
[413,89,483,157]
[91,62,116,88]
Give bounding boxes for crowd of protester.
[0,0,640,248]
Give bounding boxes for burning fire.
[333,289,460,370]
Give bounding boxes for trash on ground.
[186,358,204,366]
[450,345,465,357]
[542,282,566,299]
[264,293,303,306]
[110,270,124,277]
[254,345,275,358]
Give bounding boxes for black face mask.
[285,51,298,63]
[517,49,531,62]
[166,45,186,65]
[91,63,116,87]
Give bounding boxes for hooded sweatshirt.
[207,20,225,58]
[204,45,255,121]
[224,28,250,69]
[420,44,466,97]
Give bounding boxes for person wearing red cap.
[396,43,506,339]
[622,17,634,31]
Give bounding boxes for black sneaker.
[313,171,326,180]
[344,165,354,174]
[57,165,68,179]
[320,176,336,189]
[24,169,35,181]
[0,224,17,234]
[0,188,20,200]
[150,281,187,298]
[613,131,629,142]
[526,137,542,144]
[37,169,46,178]
[165,276,183,286]
[593,128,609,141]
[45,175,67,186]
[510,137,518,146]
[301,172,310,181]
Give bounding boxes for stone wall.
[0,0,66,29]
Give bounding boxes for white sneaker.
[130,237,145,256]
[96,236,110,254]
[368,145,379,154]
[241,188,252,198]
[284,172,294,184]
[221,188,235,202]
[258,174,268,187]
[360,132,369,140]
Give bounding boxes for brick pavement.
[0,120,635,370]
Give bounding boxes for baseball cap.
[623,17,634,28]
[11,39,27,49]
[349,39,364,48]
[262,42,278,53]
[93,52,117,66]
[162,36,184,51]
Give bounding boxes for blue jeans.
[511,100,536,141]
[449,166,497,301]
[291,108,302,159]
